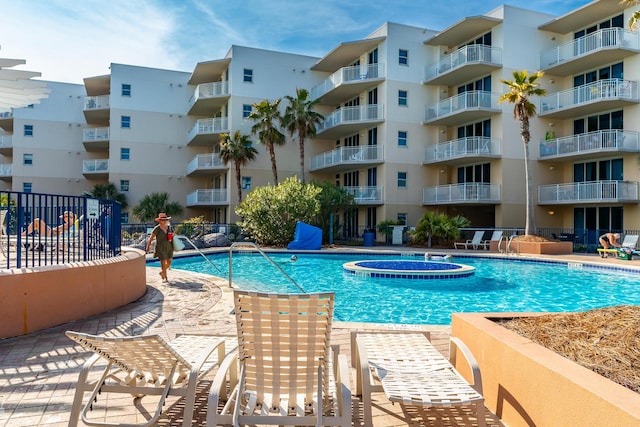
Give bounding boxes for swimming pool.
[160,252,640,325]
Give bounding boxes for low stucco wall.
[451,313,640,427]
[0,248,147,339]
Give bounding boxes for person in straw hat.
[146,212,174,281]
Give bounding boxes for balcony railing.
[83,127,110,142]
[310,145,383,171]
[424,136,500,164]
[539,130,640,159]
[424,45,502,82]
[0,112,13,119]
[186,153,226,175]
[82,159,109,174]
[539,79,639,115]
[424,91,500,123]
[317,104,383,133]
[0,163,12,177]
[84,95,110,110]
[540,28,640,71]
[539,180,639,204]
[423,183,500,205]
[0,134,12,149]
[343,186,383,204]
[310,63,384,100]
[186,189,228,206]
[187,117,229,141]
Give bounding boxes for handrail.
[228,242,305,293]
[175,234,222,274]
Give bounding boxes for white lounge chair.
[352,331,486,427]
[454,230,486,250]
[207,290,351,427]
[621,234,639,249]
[66,331,226,427]
[481,230,503,250]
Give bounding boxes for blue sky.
[0,0,590,84]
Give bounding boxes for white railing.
[186,153,226,174]
[422,183,500,204]
[539,79,639,114]
[0,134,12,149]
[188,117,229,141]
[0,164,12,176]
[186,189,228,205]
[538,180,639,203]
[540,28,640,70]
[424,137,500,163]
[310,145,383,171]
[84,95,110,110]
[539,130,640,158]
[424,91,500,122]
[424,45,502,82]
[82,159,109,173]
[188,81,230,107]
[310,63,385,100]
[83,127,110,142]
[0,112,13,119]
[317,104,383,133]
[343,186,383,204]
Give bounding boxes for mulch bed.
[498,305,640,393]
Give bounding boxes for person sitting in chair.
[21,211,77,250]
[599,232,621,258]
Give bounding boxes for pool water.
[162,252,640,325]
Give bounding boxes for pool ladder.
[499,235,518,255]
[175,234,223,273]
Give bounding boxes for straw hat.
[155,213,171,222]
[60,211,76,220]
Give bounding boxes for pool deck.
[1,246,638,426]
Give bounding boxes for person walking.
[146,213,174,281]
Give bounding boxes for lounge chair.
[621,234,639,249]
[66,331,226,427]
[207,290,351,427]
[454,230,486,250]
[481,230,503,250]
[352,331,486,427]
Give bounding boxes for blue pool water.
[159,252,640,325]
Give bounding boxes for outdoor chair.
[66,331,226,427]
[206,290,351,427]
[621,234,639,249]
[454,230,486,250]
[481,230,503,250]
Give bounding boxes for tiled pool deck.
[1,247,637,426]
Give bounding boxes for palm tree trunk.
[521,115,536,236]
[298,131,305,184]
[268,145,278,185]
[235,163,242,203]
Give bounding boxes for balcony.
[539,130,640,161]
[422,183,500,205]
[82,127,110,152]
[0,163,12,181]
[423,45,502,85]
[0,111,13,132]
[188,81,230,116]
[343,186,384,205]
[539,79,639,119]
[316,104,384,139]
[424,91,500,125]
[186,189,228,207]
[310,63,385,105]
[186,153,227,176]
[82,159,109,179]
[83,95,110,125]
[538,180,639,205]
[310,145,384,173]
[423,136,501,165]
[540,28,640,75]
[187,117,229,146]
[0,134,12,155]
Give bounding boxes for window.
[121,116,131,128]
[24,124,33,136]
[121,84,131,96]
[397,213,407,225]
[398,131,407,147]
[120,148,130,161]
[23,182,32,193]
[243,68,253,83]
[398,49,408,65]
[397,172,407,188]
[23,153,33,165]
[120,179,130,192]
[121,212,129,224]
[398,90,408,106]
[242,176,252,190]
[243,104,252,118]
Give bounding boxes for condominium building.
[0,1,639,245]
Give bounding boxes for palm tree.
[283,88,324,184]
[132,192,183,222]
[248,99,285,185]
[499,70,546,236]
[85,183,128,209]
[620,0,640,29]
[220,130,258,203]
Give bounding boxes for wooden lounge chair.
[454,230,486,250]
[352,331,486,427]
[66,331,226,427]
[207,290,351,427]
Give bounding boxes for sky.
[0,0,591,85]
